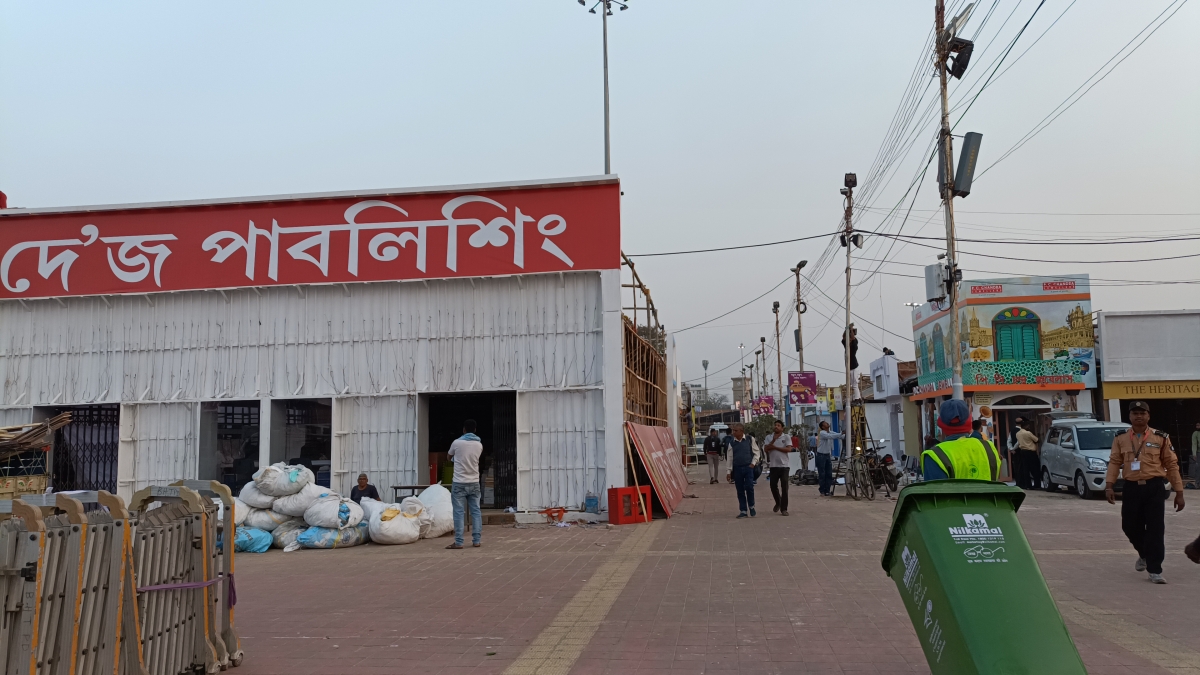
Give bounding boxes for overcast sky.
[2,1,1197,397]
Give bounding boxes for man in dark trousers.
[763,420,793,516]
[703,427,723,484]
[724,423,760,518]
[1105,401,1185,583]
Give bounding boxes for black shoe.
[737,512,748,519]
[749,508,756,517]
[773,505,779,513]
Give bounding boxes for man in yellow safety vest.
[921,399,1001,482]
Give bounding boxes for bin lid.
[881,480,1026,573]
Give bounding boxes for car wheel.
[1074,472,1090,499]
[1042,467,1057,492]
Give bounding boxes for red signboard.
[625,422,688,518]
[0,179,620,299]
[1042,280,1076,291]
[971,284,1003,294]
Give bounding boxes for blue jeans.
[733,465,755,513]
[816,453,833,495]
[451,482,482,546]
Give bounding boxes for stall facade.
[0,176,627,510]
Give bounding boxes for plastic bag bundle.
[234,527,272,553]
[244,507,290,532]
[253,462,315,497]
[238,482,275,509]
[271,482,326,517]
[297,521,370,549]
[304,493,364,529]
[232,497,249,526]
[368,498,425,545]
[271,519,308,549]
[417,484,454,538]
[359,496,388,523]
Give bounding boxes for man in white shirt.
[764,420,794,515]
[446,419,484,550]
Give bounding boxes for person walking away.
[1105,401,1184,583]
[969,419,984,442]
[1015,421,1041,489]
[764,420,793,515]
[921,399,1001,481]
[349,473,380,503]
[726,423,760,518]
[446,419,484,550]
[703,428,723,484]
[815,421,844,496]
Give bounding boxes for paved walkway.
[233,467,1200,674]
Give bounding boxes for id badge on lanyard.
[1131,432,1147,471]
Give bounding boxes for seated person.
[350,473,381,503]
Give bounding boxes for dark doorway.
[427,392,517,509]
[199,401,260,490]
[1115,398,1200,478]
[283,400,333,488]
[50,404,119,492]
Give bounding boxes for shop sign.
[752,396,776,417]
[1101,380,1200,399]
[788,371,817,404]
[0,182,621,299]
[970,284,1002,294]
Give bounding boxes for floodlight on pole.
[578,0,631,174]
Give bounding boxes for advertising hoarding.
[788,371,817,405]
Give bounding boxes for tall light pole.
[773,302,784,421]
[702,359,709,403]
[759,336,768,402]
[738,343,746,407]
[748,362,756,403]
[841,173,858,459]
[580,0,629,174]
[791,261,808,372]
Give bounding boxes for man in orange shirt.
[1105,401,1185,583]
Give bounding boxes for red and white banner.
[0,180,620,299]
[626,422,688,518]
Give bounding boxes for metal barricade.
[0,491,146,675]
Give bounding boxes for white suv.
[1040,420,1129,498]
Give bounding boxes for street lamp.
[702,359,709,402]
[577,0,631,174]
[738,343,745,407]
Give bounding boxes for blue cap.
[938,399,971,426]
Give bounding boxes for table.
[391,485,433,502]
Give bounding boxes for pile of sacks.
[231,462,455,552]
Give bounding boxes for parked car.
[1040,419,1129,499]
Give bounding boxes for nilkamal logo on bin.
[948,513,1004,543]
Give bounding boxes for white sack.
[304,493,364,529]
[244,507,290,532]
[271,482,326,517]
[253,462,315,497]
[367,501,422,545]
[238,482,275,509]
[401,497,435,538]
[271,519,308,549]
[359,496,387,523]
[417,484,453,539]
[232,497,248,527]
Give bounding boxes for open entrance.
[279,399,333,488]
[199,401,260,490]
[45,404,119,492]
[425,392,516,510]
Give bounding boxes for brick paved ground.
[233,468,1200,674]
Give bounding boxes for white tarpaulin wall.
[516,389,605,511]
[0,407,32,427]
[117,402,197,502]
[333,394,418,496]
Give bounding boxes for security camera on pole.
[930,1,984,402]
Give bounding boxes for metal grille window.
[52,405,119,492]
[218,405,259,428]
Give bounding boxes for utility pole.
[759,337,768,401]
[702,359,709,403]
[601,0,611,174]
[791,261,808,371]
[841,174,857,459]
[936,0,964,401]
[773,302,783,422]
[748,362,756,402]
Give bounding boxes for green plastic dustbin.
[881,480,1085,675]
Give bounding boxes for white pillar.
[600,269,626,502]
[1107,398,1121,423]
[258,397,272,472]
